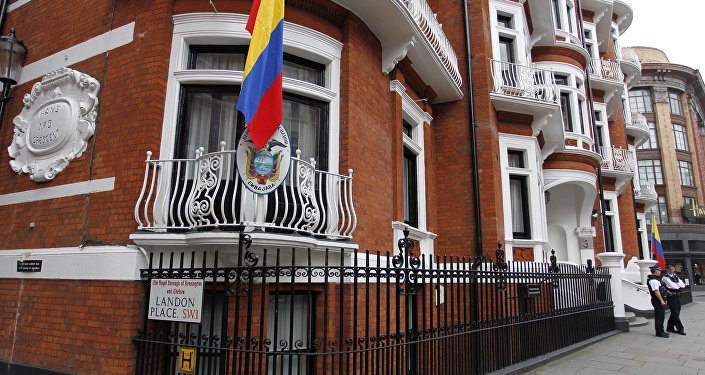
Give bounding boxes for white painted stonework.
[8,68,100,182]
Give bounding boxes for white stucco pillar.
[596,252,629,332]
[635,259,658,286]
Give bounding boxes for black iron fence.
[134,233,614,375]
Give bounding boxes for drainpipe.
[576,0,610,252]
[0,0,8,33]
[462,0,483,257]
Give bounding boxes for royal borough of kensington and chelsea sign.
[8,68,100,182]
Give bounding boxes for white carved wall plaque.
[8,68,100,182]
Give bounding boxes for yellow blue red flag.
[237,0,285,149]
[651,218,666,269]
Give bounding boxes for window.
[267,294,313,375]
[497,14,513,28]
[603,200,616,252]
[560,93,572,132]
[500,136,542,245]
[673,124,689,151]
[175,47,329,169]
[551,0,577,35]
[669,90,683,115]
[684,196,697,210]
[638,122,658,149]
[403,145,419,228]
[647,196,668,224]
[165,14,342,175]
[507,150,531,239]
[629,89,653,113]
[171,292,226,375]
[499,36,516,63]
[552,0,562,29]
[555,72,589,138]
[678,160,694,186]
[638,159,664,185]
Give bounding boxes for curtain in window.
[283,99,322,164]
[180,92,239,158]
[267,295,309,375]
[510,178,525,233]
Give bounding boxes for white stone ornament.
[8,68,100,182]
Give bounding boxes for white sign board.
[148,279,204,323]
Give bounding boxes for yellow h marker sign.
[179,348,196,373]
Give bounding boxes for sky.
[619,0,705,73]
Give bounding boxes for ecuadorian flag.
[651,219,666,269]
[237,0,284,149]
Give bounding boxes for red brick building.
[0,0,644,373]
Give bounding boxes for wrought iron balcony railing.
[600,146,634,173]
[489,59,558,103]
[587,59,624,83]
[134,145,357,239]
[634,181,657,202]
[405,0,461,88]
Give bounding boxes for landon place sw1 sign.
[148,279,204,323]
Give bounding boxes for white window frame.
[593,103,610,148]
[392,81,435,257]
[499,134,547,260]
[552,0,580,44]
[551,64,592,149]
[583,23,599,60]
[161,13,343,173]
[489,0,530,66]
[602,192,624,255]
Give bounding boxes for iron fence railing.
[489,59,558,104]
[134,146,357,239]
[134,233,614,375]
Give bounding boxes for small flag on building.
[651,217,666,269]
[237,0,285,149]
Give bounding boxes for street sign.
[148,279,204,323]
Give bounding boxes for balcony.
[600,146,634,193]
[634,181,658,207]
[489,60,564,157]
[588,58,624,84]
[619,47,641,87]
[587,58,624,120]
[600,146,634,173]
[332,0,462,103]
[132,146,357,247]
[624,111,649,146]
[612,0,634,33]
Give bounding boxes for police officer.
[663,264,686,335]
[647,265,669,338]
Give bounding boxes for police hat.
[666,264,676,270]
[649,265,662,271]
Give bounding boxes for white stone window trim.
[489,0,531,66]
[636,213,649,260]
[499,133,548,260]
[391,81,434,257]
[603,191,624,255]
[593,102,611,147]
[161,13,343,173]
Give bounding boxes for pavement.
[524,287,705,375]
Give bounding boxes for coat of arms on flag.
[236,124,291,195]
